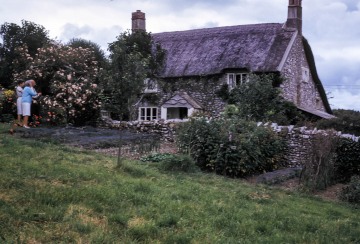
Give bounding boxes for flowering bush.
[0,88,16,122]
[13,43,102,126]
[28,114,42,127]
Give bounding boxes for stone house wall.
[137,76,227,119]
[280,35,325,111]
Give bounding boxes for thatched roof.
[302,37,333,114]
[152,23,296,78]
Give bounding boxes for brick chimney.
[132,10,146,32]
[286,0,302,34]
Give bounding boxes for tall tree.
[103,30,165,120]
[0,20,50,88]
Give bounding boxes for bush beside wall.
[176,118,286,178]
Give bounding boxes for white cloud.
[330,90,360,111]
[59,24,123,49]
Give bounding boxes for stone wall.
[110,119,359,167]
[266,123,359,167]
[110,119,181,142]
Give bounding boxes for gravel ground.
[11,125,160,149]
[9,125,178,159]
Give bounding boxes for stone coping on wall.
[258,122,359,142]
[105,119,359,143]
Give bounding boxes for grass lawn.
[0,123,359,243]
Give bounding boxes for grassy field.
[0,124,359,243]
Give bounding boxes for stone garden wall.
[265,123,359,167]
[108,120,359,167]
[109,119,179,142]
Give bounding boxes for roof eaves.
[298,106,336,119]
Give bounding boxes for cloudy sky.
[1,0,360,111]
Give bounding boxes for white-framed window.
[227,73,248,89]
[302,67,310,83]
[144,78,158,93]
[139,107,158,121]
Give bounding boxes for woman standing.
[15,80,25,125]
[22,80,41,128]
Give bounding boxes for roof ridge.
[153,23,284,36]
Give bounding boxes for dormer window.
[144,78,158,93]
[227,73,248,89]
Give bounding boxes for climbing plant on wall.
[226,73,304,125]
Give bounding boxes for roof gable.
[153,23,296,78]
[162,92,203,110]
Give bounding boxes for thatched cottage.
[132,0,334,121]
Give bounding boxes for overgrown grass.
[0,123,359,243]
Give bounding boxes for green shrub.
[140,153,174,163]
[0,113,14,123]
[335,139,360,183]
[177,117,223,171]
[340,176,360,204]
[316,109,360,136]
[159,154,198,173]
[176,118,286,177]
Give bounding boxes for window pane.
[146,108,151,120]
[141,108,145,116]
[236,74,242,86]
[228,74,234,88]
[152,108,157,120]
[140,108,145,120]
[179,107,188,119]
